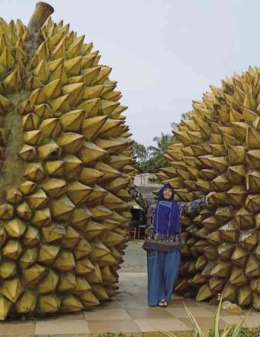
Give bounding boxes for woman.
[128,181,214,308]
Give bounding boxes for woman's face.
[163,188,173,200]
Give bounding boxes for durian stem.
[28,2,54,34]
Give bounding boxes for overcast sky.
[2,0,260,146]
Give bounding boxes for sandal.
[158,300,167,307]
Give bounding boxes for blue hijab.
[154,184,180,235]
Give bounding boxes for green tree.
[147,132,179,172]
[133,141,149,173]
[133,142,147,162]
[133,125,180,174]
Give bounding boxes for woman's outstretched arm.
[128,179,156,212]
[179,192,215,215]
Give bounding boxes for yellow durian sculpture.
[158,66,260,310]
[0,2,135,320]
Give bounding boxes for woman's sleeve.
[179,196,209,215]
[129,186,155,211]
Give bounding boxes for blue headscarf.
[154,184,180,235]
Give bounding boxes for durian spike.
[91,284,109,300]
[15,290,37,313]
[53,250,75,271]
[74,277,91,295]
[75,257,94,275]
[222,283,237,302]
[0,261,16,279]
[238,286,252,306]
[61,226,81,248]
[38,268,59,294]
[22,263,46,285]
[37,294,60,313]
[1,278,24,303]
[79,291,99,307]
[57,273,77,292]
[196,284,213,302]
[229,266,248,286]
[79,142,108,165]
[245,254,260,277]
[0,295,12,320]
[61,294,83,312]
[86,263,102,283]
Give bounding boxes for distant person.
[128,179,214,307]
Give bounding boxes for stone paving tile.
[131,281,148,288]
[116,299,149,309]
[221,315,260,328]
[0,334,36,337]
[0,322,35,336]
[135,318,191,332]
[84,308,132,321]
[35,335,89,337]
[196,302,218,313]
[244,315,260,327]
[117,290,146,298]
[167,300,195,308]
[35,320,89,335]
[167,306,214,318]
[180,317,227,330]
[124,272,148,278]
[98,299,123,309]
[88,320,141,333]
[126,308,174,319]
[116,292,147,302]
[130,277,147,282]
[119,286,145,294]
[249,309,260,316]
[118,280,138,288]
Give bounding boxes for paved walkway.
[1,241,260,335]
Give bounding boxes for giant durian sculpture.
[0,2,135,320]
[158,66,260,310]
